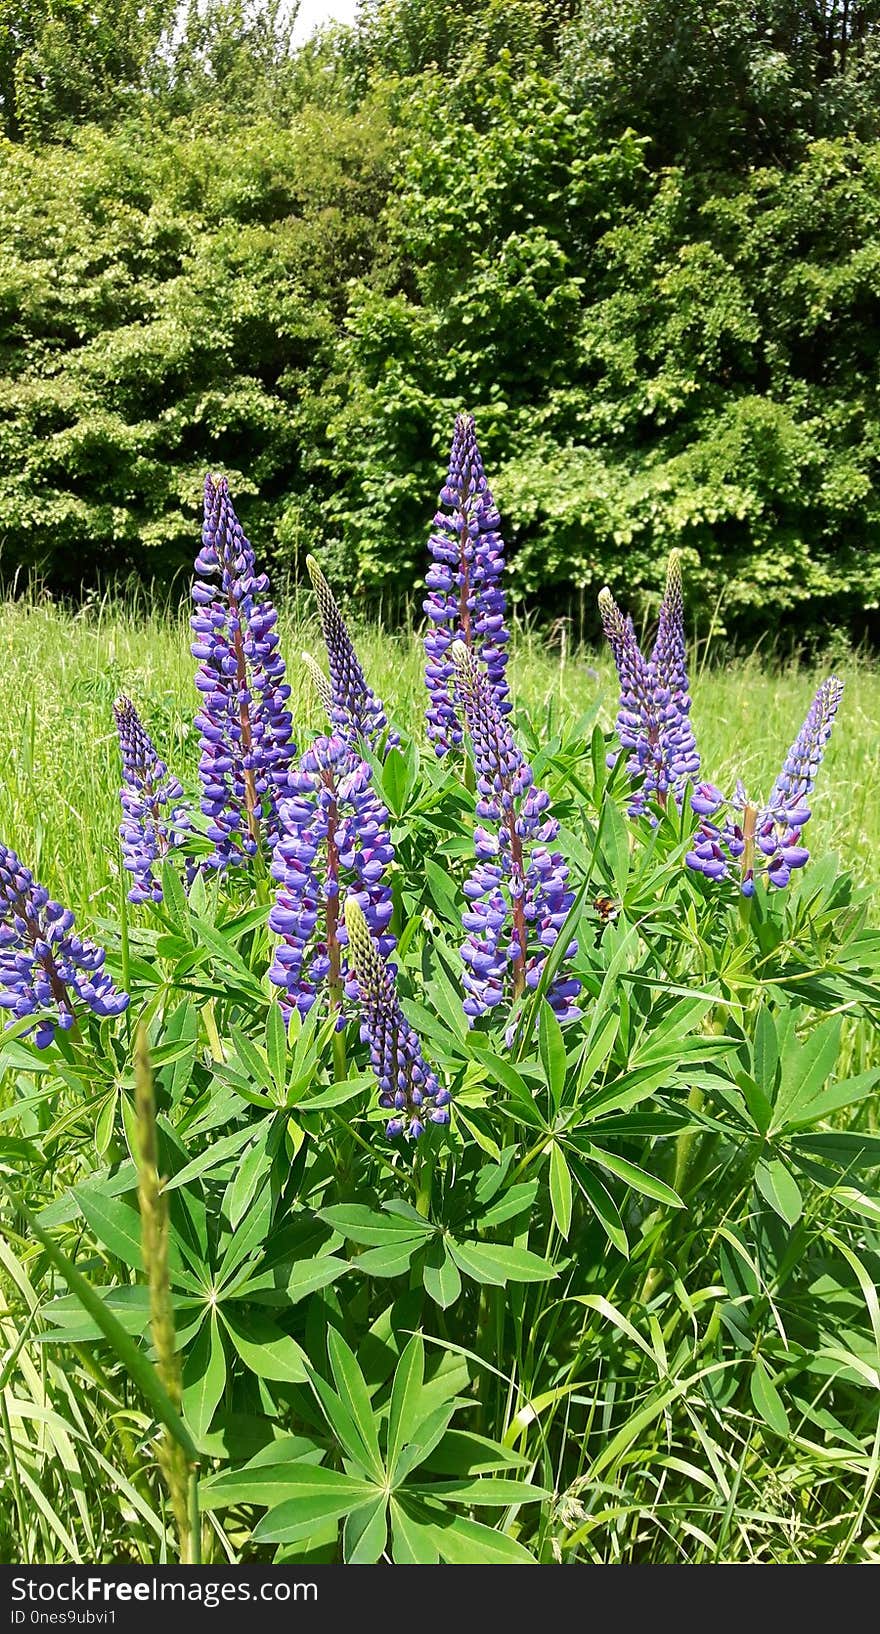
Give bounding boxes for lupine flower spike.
[599,553,700,817]
[424,413,511,756]
[113,697,189,904]
[0,844,129,1046]
[192,476,295,868]
[301,651,335,721]
[451,641,580,1023]
[344,895,450,1139]
[306,556,390,748]
[269,737,395,1024]
[687,677,844,895]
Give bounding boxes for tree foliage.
[1,0,880,636]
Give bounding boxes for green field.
[2,591,877,918]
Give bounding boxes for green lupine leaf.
[448,1239,558,1286]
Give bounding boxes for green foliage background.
[2,0,880,637]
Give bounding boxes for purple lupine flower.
[424,413,511,757]
[0,845,129,1046]
[306,557,390,747]
[599,553,700,818]
[686,677,844,896]
[343,895,450,1140]
[113,697,189,904]
[450,641,580,1023]
[192,476,295,868]
[268,736,395,1025]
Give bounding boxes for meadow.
[2,562,880,1568]
[1,591,877,917]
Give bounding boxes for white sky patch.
[292,0,360,43]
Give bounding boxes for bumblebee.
[593,893,619,925]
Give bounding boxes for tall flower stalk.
[113,696,189,904]
[451,641,580,1023]
[269,737,395,1025]
[306,556,390,748]
[0,845,129,1046]
[687,677,844,895]
[424,413,511,757]
[192,476,295,868]
[599,553,700,817]
[344,896,450,1140]
[134,1027,194,1563]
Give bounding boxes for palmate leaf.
[220,1307,309,1383]
[387,1333,425,1478]
[426,1512,536,1565]
[409,1477,553,1506]
[755,1158,802,1226]
[390,1497,441,1564]
[343,1495,388,1564]
[421,1241,462,1308]
[326,1329,385,1480]
[183,1312,226,1445]
[572,1141,685,1210]
[771,1014,842,1133]
[201,1452,331,1513]
[252,1467,379,1544]
[538,1000,567,1109]
[548,1142,573,1238]
[317,1203,435,1247]
[447,1239,558,1287]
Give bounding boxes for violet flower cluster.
[307,557,390,747]
[599,554,700,818]
[268,735,395,1024]
[113,696,189,904]
[0,845,129,1046]
[451,641,580,1023]
[424,414,511,757]
[687,677,844,895]
[192,476,295,867]
[344,896,450,1140]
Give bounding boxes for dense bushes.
[1,0,880,638]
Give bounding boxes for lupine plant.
[192,475,295,866]
[307,555,391,748]
[2,435,879,1570]
[424,414,511,756]
[686,677,844,894]
[451,640,580,1023]
[0,845,128,1045]
[598,553,700,817]
[268,735,396,1027]
[113,695,189,904]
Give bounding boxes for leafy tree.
[0,0,174,140]
[559,1,880,167]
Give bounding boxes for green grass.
[1,590,876,921]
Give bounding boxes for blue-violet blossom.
[344,895,450,1140]
[0,844,129,1046]
[451,641,580,1023]
[306,556,390,747]
[192,476,295,867]
[599,553,700,818]
[113,696,189,904]
[269,735,395,1024]
[687,676,844,895]
[424,414,511,757]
